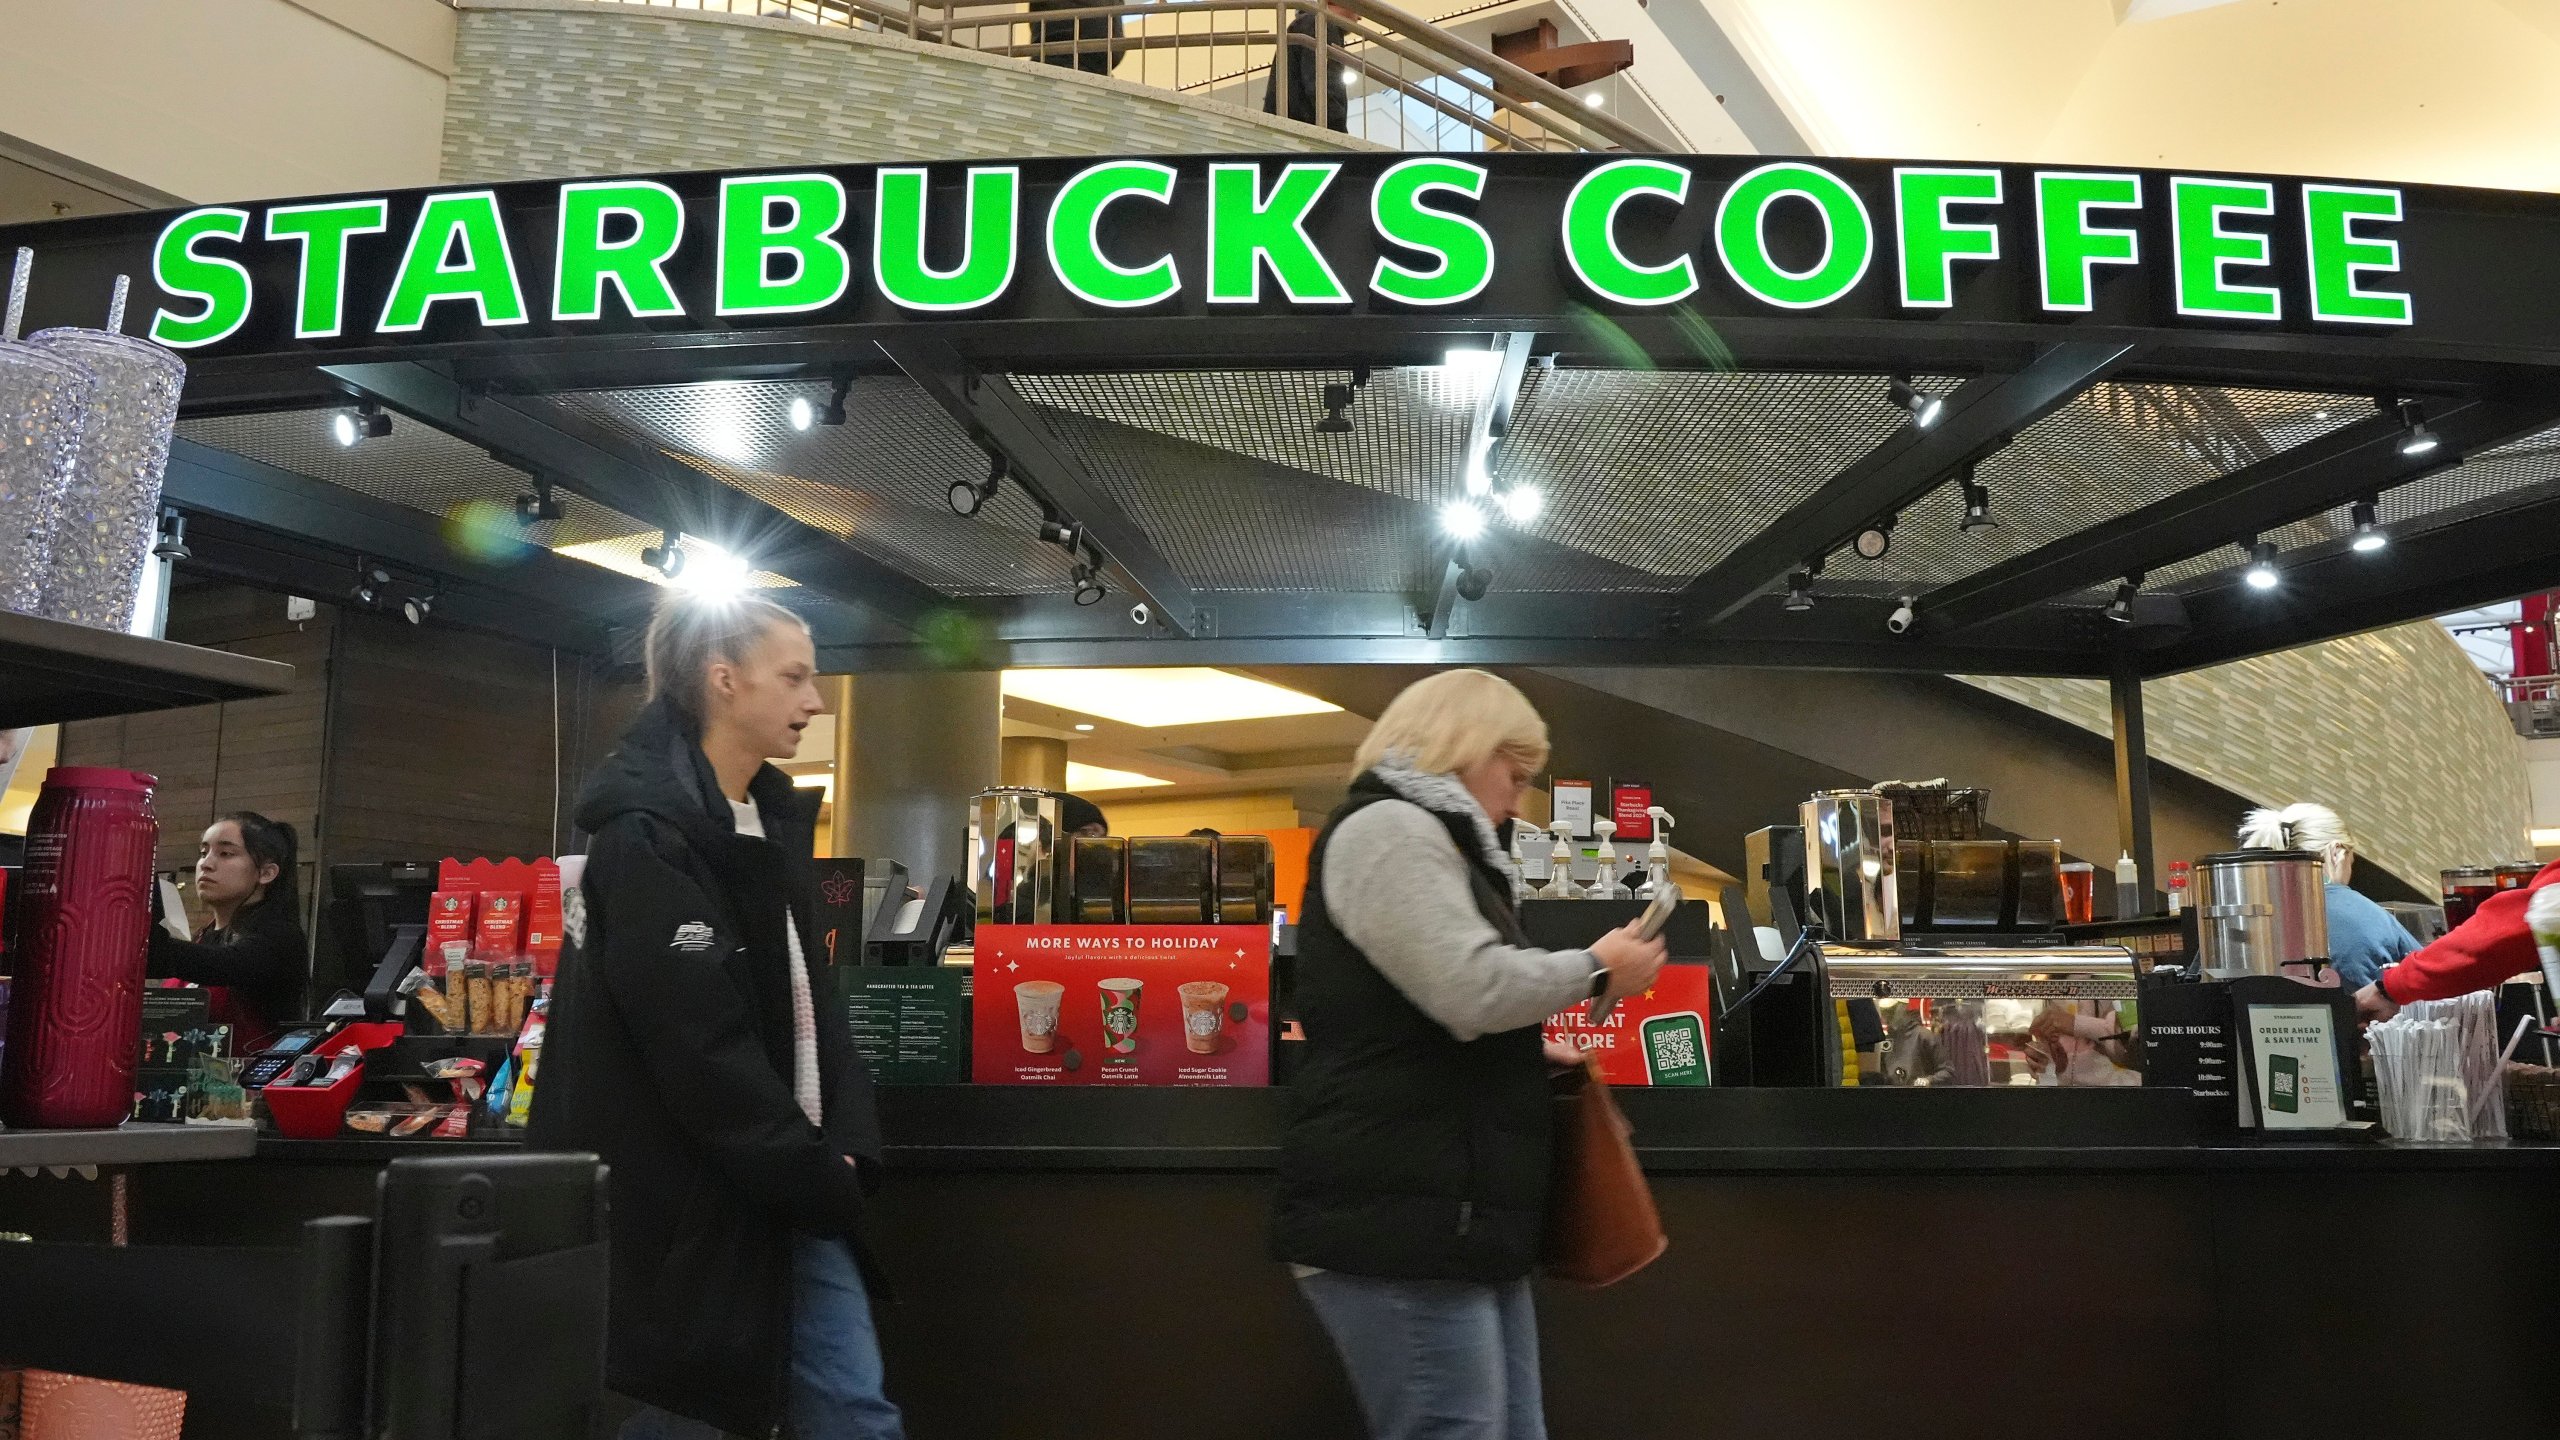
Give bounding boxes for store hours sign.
[9,152,2553,361]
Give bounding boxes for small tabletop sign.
[2235,986,2352,1130]
[842,967,966,1086]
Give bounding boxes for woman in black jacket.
[149,810,307,1053]
[530,591,900,1440]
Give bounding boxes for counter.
[6,1088,2550,1438]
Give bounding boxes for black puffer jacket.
[529,697,883,1437]
[1271,774,1555,1282]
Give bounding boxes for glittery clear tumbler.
[0,340,94,616]
[27,328,185,630]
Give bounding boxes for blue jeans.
[621,1235,905,1440]
[1295,1270,1547,1440]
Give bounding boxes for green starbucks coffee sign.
[8,152,2540,365]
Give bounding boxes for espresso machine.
[1716,788,2141,1089]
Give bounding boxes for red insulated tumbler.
[0,767,159,1129]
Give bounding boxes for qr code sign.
[1651,1025,1700,1073]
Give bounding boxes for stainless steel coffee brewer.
[2193,849,2330,978]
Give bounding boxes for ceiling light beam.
[322,361,948,631]
[1679,341,2136,625]
[884,338,1201,637]
[1915,389,2560,635]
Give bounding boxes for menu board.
[972,925,1271,1086]
[842,968,966,1085]
[1544,962,1712,1087]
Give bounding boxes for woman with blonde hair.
[1273,668,1667,1440]
[2236,802,2419,991]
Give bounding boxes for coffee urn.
[2194,850,2329,977]
[1801,790,1899,943]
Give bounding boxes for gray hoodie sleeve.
[1320,799,1595,1042]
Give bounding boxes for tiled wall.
[442,0,1377,182]
[1963,622,2534,890]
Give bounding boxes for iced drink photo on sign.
[1015,979,1065,1053]
[1099,977,1143,1054]
[1179,981,1231,1054]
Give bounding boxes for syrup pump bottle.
[1638,805,1676,898]
[1590,819,1631,900]
[1540,820,1583,900]
[1507,820,1531,904]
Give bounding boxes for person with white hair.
[2235,802,2420,991]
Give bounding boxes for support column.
[825,676,857,859]
[837,669,1003,881]
[1001,736,1069,790]
[2109,650,2157,903]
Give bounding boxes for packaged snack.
[434,1102,472,1139]
[476,891,525,965]
[401,1083,438,1107]
[504,1003,548,1128]
[317,1050,362,1086]
[425,1056,487,1103]
[344,1103,441,1137]
[425,891,476,980]
[461,960,492,1035]
[414,983,457,1032]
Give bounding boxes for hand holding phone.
[1587,886,1680,1022]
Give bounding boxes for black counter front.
[6,1089,2553,1438]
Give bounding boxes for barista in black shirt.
[149,810,308,1052]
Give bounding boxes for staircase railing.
[575,0,1664,152]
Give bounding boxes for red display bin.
[260,1022,404,1139]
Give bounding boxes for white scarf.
[1371,752,1511,873]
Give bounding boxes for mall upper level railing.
[580,0,1665,153]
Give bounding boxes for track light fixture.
[515,481,562,524]
[1455,563,1493,603]
[821,375,852,427]
[2106,573,2145,624]
[151,508,189,562]
[401,592,436,626]
[2243,539,2280,591]
[2392,399,2439,459]
[1957,465,1996,531]
[2350,496,2387,553]
[787,396,815,431]
[1071,562,1106,606]
[1853,513,1895,561]
[352,564,389,607]
[1038,518,1084,551]
[641,528,686,580]
[1889,375,1944,431]
[950,452,1005,517]
[1316,381,1355,434]
[1782,569,1817,613]
[332,401,391,448]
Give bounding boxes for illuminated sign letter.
[266,199,389,339]
[875,166,1021,312]
[1047,161,1179,308]
[1560,159,1695,307]
[148,208,254,349]
[716,173,851,317]
[1206,163,1351,305]
[1369,158,1493,307]
[554,180,687,321]
[378,191,531,333]
[2302,184,2411,326]
[1714,162,1873,310]
[1893,168,2000,309]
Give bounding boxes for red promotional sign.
[1611,785,1653,842]
[1544,962,1712,1086]
[973,925,1271,1086]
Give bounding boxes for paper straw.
[105,274,128,334]
[4,247,29,342]
[2500,1012,2536,1067]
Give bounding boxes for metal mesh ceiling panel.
[2133,423,2560,593]
[1016,366,1479,507]
[176,410,658,554]
[1500,367,1955,579]
[539,379,1080,595]
[1037,407,1669,593]
[1825,384,2366,595]
[1025,365,1951,585]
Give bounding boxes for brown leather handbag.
[1540,1056,1668,1286]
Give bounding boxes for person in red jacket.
[2356,859,2560,1021]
